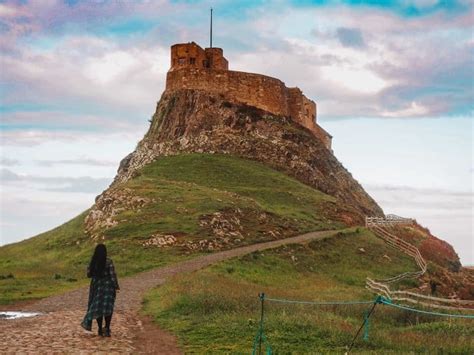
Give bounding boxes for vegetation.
[0,212,192,304]
[0,154,342,304]
[143,229,474,353]
[104,153,343,242]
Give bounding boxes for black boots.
[97,327,111,337]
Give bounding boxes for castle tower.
[169,42,228,72]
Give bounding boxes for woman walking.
[81,244,120,337]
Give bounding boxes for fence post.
[363,310,369,341]
[259,292,265,355]
[347,296,382,353]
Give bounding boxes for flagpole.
[210,8,213,48]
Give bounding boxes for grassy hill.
[143,229,473,353]
[2,153,472,352]
[0,154,345,304]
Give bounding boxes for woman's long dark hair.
[89,244,107,277]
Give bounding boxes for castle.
[166,42,332,149]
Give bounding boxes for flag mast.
[210,7,213,48]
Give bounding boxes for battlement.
[166,42,332,149]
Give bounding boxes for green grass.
[0,212,192,304]
[143,229,474,354]
[104,154,343,241]
[0,154,343,304]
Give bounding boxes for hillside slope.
[386,224,474,299]
[0,154,345,304]
[143,229,473,353]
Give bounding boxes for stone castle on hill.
[85,40,386,243]
[165,42,332,149]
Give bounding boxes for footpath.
[0,229,340,354]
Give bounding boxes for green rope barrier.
[251,294,473,354]
[265,298,374,306]
[381,299,474,319]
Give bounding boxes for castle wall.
[166,68,332,149]
[166,68,290,117]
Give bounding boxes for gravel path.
[0,229,339,354]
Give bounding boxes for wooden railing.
[369,224,427,276]
[365,215,473,310]
[366,278,474,311]
[366,214,415,227]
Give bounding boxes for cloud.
[235,5,472,118]
[0,168,111,193]
[36,158,116,167]
[336,27,366,49]
[1,36,168,119]
[43,177,111,193]
[0,128,144,147]
[0,189,94,246]
[0,130,89,146]
[1,2,472,121]
[365,183,473,211]
[381,101,430,118]
[0,168,20,181]
[0,158,20,166]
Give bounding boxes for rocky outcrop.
[85,89,383,235]
[85,187,154,239]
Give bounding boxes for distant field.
[0,154,343,304]
[143,229,474,353]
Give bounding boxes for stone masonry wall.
[166,68,289,116]
[166,68,332,149]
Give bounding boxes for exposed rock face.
[85,187,154,239]
[86,89,383,235]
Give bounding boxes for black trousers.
[96,314,112,329]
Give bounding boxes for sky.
[0,0,472,264]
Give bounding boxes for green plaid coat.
[81,258,120,331]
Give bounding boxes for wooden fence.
[365,215,473,310]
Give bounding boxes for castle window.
[190,57,196,65]
[178,57,186,65]
[203,60,209,68]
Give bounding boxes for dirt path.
[0,229,340,354]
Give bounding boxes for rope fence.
[252,294,474,354]
[251,214,473,353]
[265,298,374,306]
[380,298,474,319]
